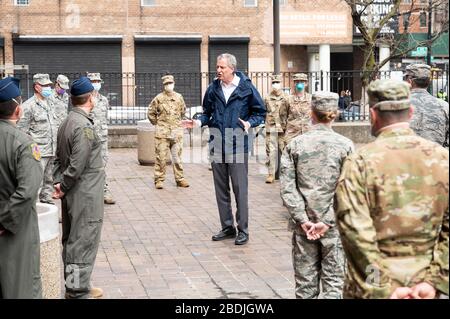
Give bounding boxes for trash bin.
[137,119,171,166]
[36,202,61,299]
[137,120,156,166]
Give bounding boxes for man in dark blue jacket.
[184,53,266,245]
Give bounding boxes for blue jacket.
[199,72,266,157]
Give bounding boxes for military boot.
[89,287,104,299]
[176,179,190,188]
[155,181,164,189]
[265,174,275,184]
[104,190,116,205]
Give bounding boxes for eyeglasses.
[11,97,22,105]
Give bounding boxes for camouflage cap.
[162,75,175,85]
[270,74,282,83]
[33,73,52,86]
[312,91,339,112]
[87,72,102,82]
[56,74,69,90]
[368,79,411,111]
[404,63,431,79]
[293,73,308,82]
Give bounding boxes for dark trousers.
[211,154,249,234]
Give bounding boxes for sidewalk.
[90,147,295,299]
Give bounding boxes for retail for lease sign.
[280,11,352,44]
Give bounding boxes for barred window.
[14,0,30,6]
[244,0,258,7]
[141,0,156,6]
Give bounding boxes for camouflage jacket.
[90,93,109,143]
[280,124,354,233]
[264,92,288,133]
[51,91,69,129]
[148,91,186,139]
[17,95,58,157]
[285,93,312,143]
[335,127,449,299]
[410,88,449,148]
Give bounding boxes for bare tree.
[344,0,449,87]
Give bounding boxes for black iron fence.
[12,70,448,125]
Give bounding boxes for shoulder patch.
[30,143,41,161]
[83,127,95,140]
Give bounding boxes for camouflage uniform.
[52,92,69,127]
[17,74,57,203]
[147,75,187,186]
[405,64,449,148]
[52,74,70,129]
[88,72,114,203]
[280,92,354,299]
[285,73,312,144]
[335,79,449,299]
[265,75,288,180]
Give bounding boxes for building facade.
[1,0,447,107]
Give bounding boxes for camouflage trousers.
[39,156,54,202]
[100,140,111,196]
[292,228,345,299]
[154,136,185,183]
[265,131,286,176]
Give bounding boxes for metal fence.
[12,70,449,125]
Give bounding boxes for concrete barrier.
[36,202,61,299]
[108,121,375,149]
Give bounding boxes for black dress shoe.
[212,227,236,241]
[235,232,249,245]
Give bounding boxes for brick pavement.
[89,147,295,299]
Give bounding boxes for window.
[403,12,411,30]
[14,0,29,6]
[244,0,257,7]
[419,11,427,27]
[141,0,155,6]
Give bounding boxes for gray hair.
[217,53,237,71]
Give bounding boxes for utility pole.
[426,0,432,65]
[273,0,281,180]
[273,0,280,75]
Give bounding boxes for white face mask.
[272,83,281,91]
[165,83,175,92]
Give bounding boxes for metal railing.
[12,70,448,125]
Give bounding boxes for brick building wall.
[1,0,356,74]
[0,0,278,73]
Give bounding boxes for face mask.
[165,83,175,93]
[295,83,305,92]
[92,83,102,91]
[56,88,66,95]
[41,87,53,98]
[272,83,281,91]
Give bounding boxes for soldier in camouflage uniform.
[404,64,449,148]
[335,79,449,299]
[280,91,354,299]
[284,73,312,144]
[52,74,70,129]
[264,74,288,183]
[87,73,115,205]
[148,75,190,189]
[17,73,58,204]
